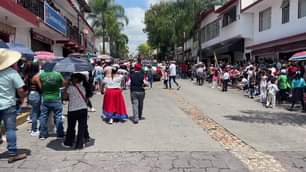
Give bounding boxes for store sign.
[44,2,67,35]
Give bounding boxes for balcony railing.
[17,0,44,20]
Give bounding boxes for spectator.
[0,49,27,162]
[38,64,65,140]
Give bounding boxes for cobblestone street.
[1,80,306,171]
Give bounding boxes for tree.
[137,43,153,58]
[88,0,129,56]
[144,0,225,59]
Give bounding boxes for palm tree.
[88,0,128,55]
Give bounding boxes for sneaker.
[8,153,27,163]
[30,131,39,137]
[88,108,96,112]
[177,86,181,90]
[108,118,113,124]
[39,136,47,140]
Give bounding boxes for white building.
[242,0,306,63]
[197,0,306,64]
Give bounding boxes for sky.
[115,0,161,55]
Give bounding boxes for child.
[259,71,268,104]
[266,78,279,108]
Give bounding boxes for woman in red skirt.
[102,66,128,124]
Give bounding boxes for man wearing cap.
[130,64,148,124]
[0,48,27,162]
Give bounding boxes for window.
[281,0,290,23]
[298,0,306,18]
[201,20,220,43]
[222,6,237,27]
[259,7,271,32]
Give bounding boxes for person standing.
[147,66,154,88]
[277,69,290,103]
[101,66,128,124]
[266,78,279,108]
[169,61,181,90]
[27,62,42,136]
[222,69,230,92]
[0,49,27,162]
[130,64,148,124]
[63,73,88,149]
[259,71,268,104]
[290,72,306,111]
[38,65,65,140]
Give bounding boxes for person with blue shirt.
[290,71,306,111]
[0,49,27,162]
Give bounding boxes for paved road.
[0,84,247,172]
[175,80,306,171]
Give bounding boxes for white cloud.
[123,7,147,55]
[147,0,161,7]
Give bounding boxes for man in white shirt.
[222,69,230,92]
[169,61,181,90]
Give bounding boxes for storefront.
[248,32,306,63]
[0,21,15,42]
[31,31,52,52]
[201,38,245,64]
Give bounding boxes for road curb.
[16,112,29,126]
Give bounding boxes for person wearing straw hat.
[0,48,27,162]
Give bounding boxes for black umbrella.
[52,57,93,72]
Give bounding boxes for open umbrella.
[97,54,112,60]
[0,40,8,48]
[35,51,56,61]
[289,51,306,61]
[52,57,93,73]
[7,43,34,60]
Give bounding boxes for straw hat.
[0,48,22,70]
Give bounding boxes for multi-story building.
[198,0,253,64]
[196,0,306,64]
[242,0,306,63]
[0,0,95,57]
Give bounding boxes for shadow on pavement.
[46,138,96,151]
[224,110,306,126]
[0,148,31,159]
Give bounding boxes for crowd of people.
[0,48,151,162]
[182,60,306,111]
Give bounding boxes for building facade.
[0,0,95,57]
[243,0,306,63]
[196,0,306,64]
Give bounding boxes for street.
[1,80,306,172]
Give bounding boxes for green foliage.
[144,0,224,57]
[88,0,129,58]
[137,42,153,58]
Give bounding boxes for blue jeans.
[0,106,17,155]
[169,76,180,89]
[148,76,153,88]
[28,91,41,132]
[40,101,64,138]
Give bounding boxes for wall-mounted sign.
[44,2,67,35]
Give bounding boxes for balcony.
[17,0,44,20]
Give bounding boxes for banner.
[44,2,67,35]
